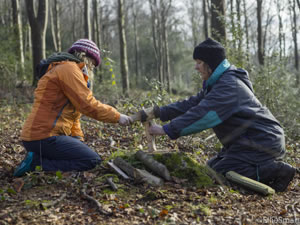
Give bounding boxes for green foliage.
[153,152,214,188]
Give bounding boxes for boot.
[269,162,296,192]
[259,161,295,192]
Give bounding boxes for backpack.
[35,52,81,80]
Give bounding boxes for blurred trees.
[0,0,299,91]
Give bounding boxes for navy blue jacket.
[160,60,285,163]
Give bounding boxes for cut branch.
[135,150,171,181]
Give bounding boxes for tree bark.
[49,1,58,51]
[290,0,299,86]
[242,0,249,59]
[12,0,25,74]
[118,0,130,96]
[203,0,209,39]
[25,0,48,87]
[93,0,101,47]
[210,0,226,42]
[132,0,140,87]
[276,0,283,60]
[256,0,264,65]
[54,0,61,52]
[149,0,163,84]
[84,0,91,39]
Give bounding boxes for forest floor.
[0,103,300,225]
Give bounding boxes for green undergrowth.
[107,150,214,188]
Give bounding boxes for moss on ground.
[152,152,213,188]
[114,151,213,188]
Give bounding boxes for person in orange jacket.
[14,39,132,176]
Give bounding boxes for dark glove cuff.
[153,105,160,118]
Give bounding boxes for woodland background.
[0,0,300,224]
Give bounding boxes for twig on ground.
[81,186,113,216]
[106,177,118,191]
[41,193,67,208]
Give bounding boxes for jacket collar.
[204,59,230,89]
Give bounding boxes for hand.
[148,123,166,136]
[119,114,133,126]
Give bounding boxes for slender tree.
[25,0,48,86]
[132,0,140,86]
[210,0,226,42]
[290,0,299,85]
[84,0,91,39]
[242,0,249,60]
[203,0,209,39]
[256,0,264,65]
[118,0,130,95]
[54,0,61,52]
[12,0,25,73]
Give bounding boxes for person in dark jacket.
[144,38,296,192]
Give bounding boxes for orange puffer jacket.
[21,61,120,141]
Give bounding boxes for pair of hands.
[118,114,165,136]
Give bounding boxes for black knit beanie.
[193,38,226,72]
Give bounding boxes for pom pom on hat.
[193,38,226,72]
[68,39,101,67]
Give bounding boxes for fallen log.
[135,150,171,181]
[113,157,163,186]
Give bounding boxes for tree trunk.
[84,0,91,39]
[291,0,299,86]
[118,0,130,96]
[230,0,236,48]
[149,0,162,84]
[203,0,209,39]
[12,0,25,75]
[189,0,198,46]
[256,0,264,65]
[54,0,61,52]
[236,0,242,50]
[276,0,283,60]
[132,0,140,87]
[161,0,172,93]
[93,0,101,47]
[49,1,58,51]
[242,0,249,60]
[25,0,48,87]
[210,0,226,42]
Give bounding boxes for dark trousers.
[207,148,285,184]
[23,136,101,172]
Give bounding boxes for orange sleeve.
[56,62,120,123]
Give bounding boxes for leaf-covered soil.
[1,103,300,225]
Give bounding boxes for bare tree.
[242,0,249,59]
[12,0,25,74]
[290,0,299,86]
[118,0,130,95]
[84,0,91,39]
[276,0,284,60]
[210,0,226,42]
[161,0,172,93]
[256,0,264,65]
[54,0,61,52]
[149,0,163,84]
[131,0,140,86]
[92,0,101,48]
[25,0,48,86]
[203,0,209,39]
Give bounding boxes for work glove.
[119,114,133,126]
[148,123,166,136]
[140,105,160,122]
